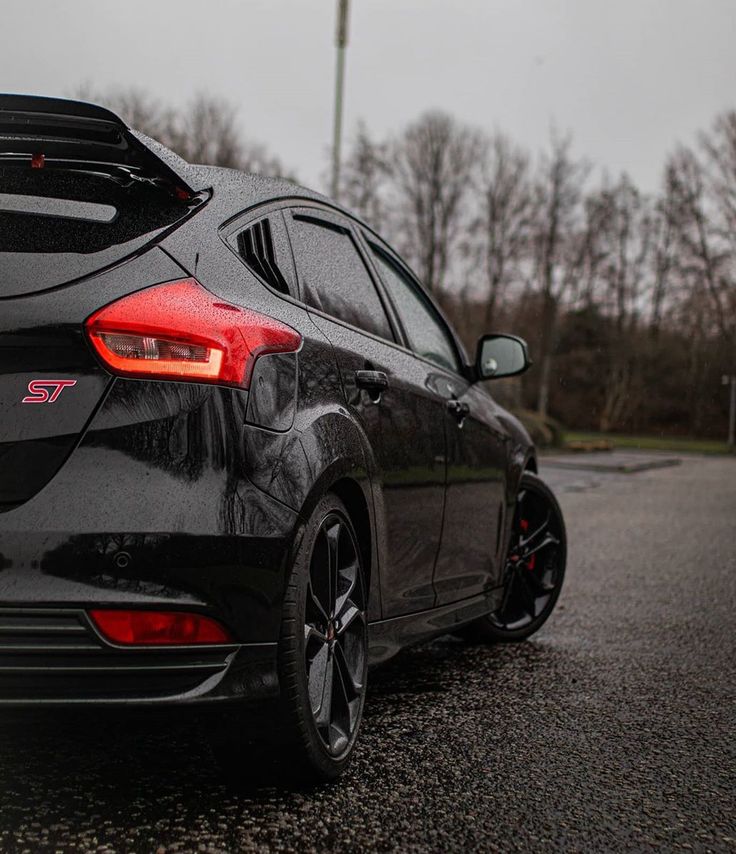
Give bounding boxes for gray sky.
[2,0,734,193]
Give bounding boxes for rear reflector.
[85,278,301,388]
[89,609,234,646]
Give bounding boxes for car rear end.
[0,95,297,705]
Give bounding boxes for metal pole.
[729,376,736,448]
[331,0,350,201]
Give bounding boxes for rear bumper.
[0,607,278,706]
[0,379,303,704]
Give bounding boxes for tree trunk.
[536,294,557,417]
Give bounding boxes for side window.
[288,214,394,342]
[369,245,460,373]
[232,214,295,296]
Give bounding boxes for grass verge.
[563,431,733,455]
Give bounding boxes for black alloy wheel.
[207,494,368,785]
[464,471,566,643]
[278,493,368,780]
[304,509,367,756]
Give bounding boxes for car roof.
[180,163,342,218]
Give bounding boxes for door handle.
[355,370,389,392]
[446,399,470,421]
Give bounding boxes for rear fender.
[244,408,381,620]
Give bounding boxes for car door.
[363,239,509,605]
[285,206,447,618]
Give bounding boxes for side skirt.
[367,587,503,667]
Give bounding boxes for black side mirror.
[475,334,531,380]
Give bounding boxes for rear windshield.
[0,167,197,296]
[0,167,190,254]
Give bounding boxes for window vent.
[237,218,290,295]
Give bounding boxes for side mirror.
[475,334,531,380]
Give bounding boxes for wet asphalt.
[0,454,734,852]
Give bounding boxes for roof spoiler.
[0,93,195,194]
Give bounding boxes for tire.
[209,493,369,785]
[278,492,369,781]
[463,471,566,644]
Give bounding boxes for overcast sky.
[2,0,734,193]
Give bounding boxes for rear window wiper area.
[0,165,207,256]
[0,191,117,223]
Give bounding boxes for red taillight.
[89,609,234,646]
[85,278,301,388]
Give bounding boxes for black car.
[0,95,566,782]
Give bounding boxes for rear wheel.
[210,493,368,785]
[464,471,566,643]
[279,493,368,779]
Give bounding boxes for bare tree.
[72,85,290,177]
[699,113,736,364]
[585,176,654,430]
[74,84,177,142]
[667,146,732,338]
[471,133,532,328]
[388,111,485,295]
[530,133,588,416]
[340,121,389,230]
[649,169,681,337]
[701,110,736,256]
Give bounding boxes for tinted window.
[289,215,394,341]
[233,214,295,296]
[370,246,460,372]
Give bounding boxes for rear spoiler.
[0,93,196,194]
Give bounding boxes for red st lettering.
[22,379,77,404]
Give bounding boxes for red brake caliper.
[520,519,536,570]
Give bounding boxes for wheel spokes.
[333,645,361,734]
[335,597,361,635]
[324,519,341,618]
[498,567,517,622]
[525,566,556,596]
[334,629,365,695]
[516,572,538,619]
[519,511,551,549]
[307,642,331,721]
[334,558,359,620]
[309,532,332,623]
[305,623,328,646]
[523,531,560,559]
[307,582,330,626]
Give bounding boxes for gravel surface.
[0,455,734,852]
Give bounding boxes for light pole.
[331,0,350,202]
[723,374,736,448]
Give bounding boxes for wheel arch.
[294,462,380,622]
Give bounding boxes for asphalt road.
[0,454,734,852]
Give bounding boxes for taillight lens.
[89,609,234,646]
[85,278,301,388]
